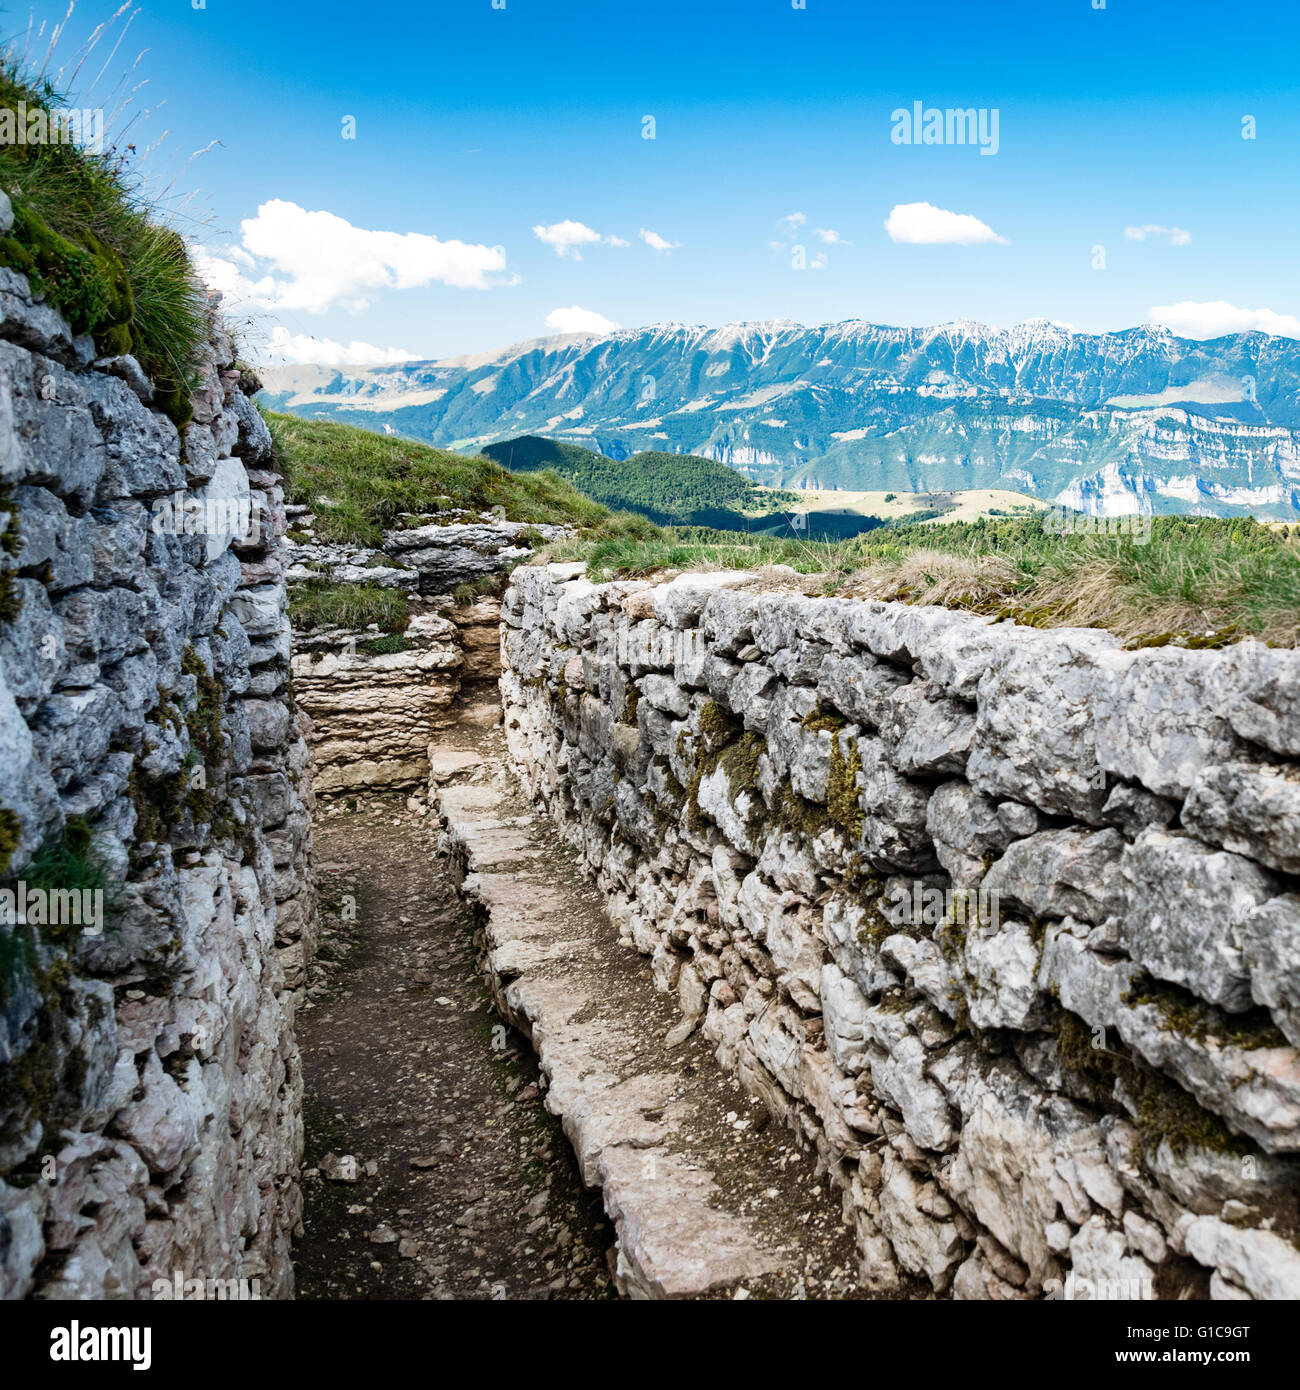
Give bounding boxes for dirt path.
[293,795,616,1301]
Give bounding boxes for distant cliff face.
[259,320,1300,520]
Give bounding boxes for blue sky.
[17,0,1300,362]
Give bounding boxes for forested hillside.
[481,434,782,526]
[481,434,889,537]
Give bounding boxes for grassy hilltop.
[267,413,653,547]
[480,434,805,530]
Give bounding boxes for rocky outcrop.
[0,268,314,1298]
[288,512,560,792]
[292,612,463,794]
[287,516,568,596]
[500,563,1300,1301]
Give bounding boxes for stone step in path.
[429,705,868,1300]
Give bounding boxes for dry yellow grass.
[840,549,1021,608]
[839,545,1300,646]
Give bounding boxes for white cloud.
[532,221,634,257]
[639,228,680,253]
[262,327,418,366]
[532,219,604,259]
[884,201,1008,246]
[195,200,510,314]
[769,214,835,267]
[545,305,619,334]
[1126,224,1192,246]
[1147,300,1300,340]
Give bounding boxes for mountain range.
[257,319,1300,519]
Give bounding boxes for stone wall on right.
[501,564,1300,1301]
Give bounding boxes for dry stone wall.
[288,515,563,793]
[501,562,1300,1301]
[0,247,314,1299]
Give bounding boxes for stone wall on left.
[0,242,315,1298]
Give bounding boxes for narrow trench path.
[292,779,616,1300]
[294,690,870,1301]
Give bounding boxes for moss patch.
[0,568,20,625]
[717,732,765,799]
[129,650,227,851]
[772,779,828,838]
[826,734,863,837]
[1047,1002,1253,1160]
[854,878,908,952]
[0,806,20,876]
[0,926,87,1158]
[681,721,766,835]
[697,699,741,754]
[1123,973,1287,1051]
[0,202,131,339]
[1131,1071,1252,1160]
[801,707,848,734]
[1123,626,1243,651]
[180,646,224,765]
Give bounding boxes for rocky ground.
[293,797,616,1300]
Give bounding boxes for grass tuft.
[0,57,208,419]
[289,581,410,634]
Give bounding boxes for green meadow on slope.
[267,414,654,547]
